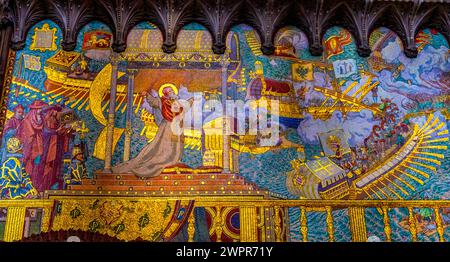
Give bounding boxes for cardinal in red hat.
[16,100,48,191]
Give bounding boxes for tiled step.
[81,179,250,187]
[70,169,260,194]
[92,173,243,181]
[68,184,256,191]
[244,31,263,56]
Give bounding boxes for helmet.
[72,145,82,158]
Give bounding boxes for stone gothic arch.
[0,0,448,58]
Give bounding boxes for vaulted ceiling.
[0,0,449,58]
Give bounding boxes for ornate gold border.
[30,23,58,52]
[1,198,449,242]
[0,50,16,147]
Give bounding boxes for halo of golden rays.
[158,83,178,97]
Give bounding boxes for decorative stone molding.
[0,0,448,57]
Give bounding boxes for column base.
[98,169,113,174]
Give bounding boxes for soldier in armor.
[371,85,378,104]
[64,145,88,187]
[360,147,369,173]
[0,137,38,199]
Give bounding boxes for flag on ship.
[318,129,350,157]
[23,54,41,71]
[292,62,314,81]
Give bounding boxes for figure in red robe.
[36,105,72,191]
[16,100,47,189]
[112,85,188,177]
[161,88,183,122]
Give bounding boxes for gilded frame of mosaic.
[30,23,58,52]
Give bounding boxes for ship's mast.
[17,54,24,80]
[14,54,25,97]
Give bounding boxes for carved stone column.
[220,55,230,173]
[240,206,258,242]
[104,53,120,172]
[187,207,196,242]
[0,25,12,89]
[0,25,13,145]
[123,69,137,162]
[4,206,27,242]
[231,149,240,173]
[274,206,282,242]
[348,207,367,242]
[214,206,224,242]
[41,206,52,233]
